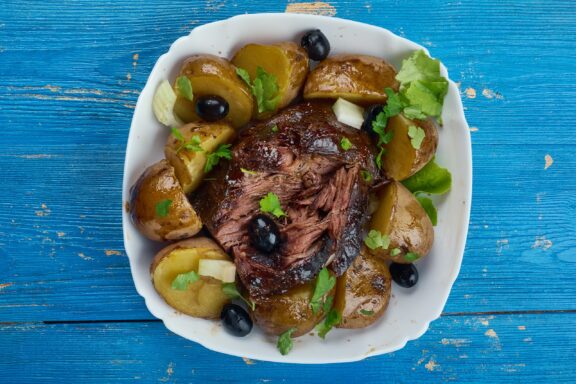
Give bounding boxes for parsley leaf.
[364,229,390,250]
[375,147,385,170]
[171,127,185,142]
[405,252,421,262]
[390,248,401,257]
[259,192,286,218]
[237,66,281,113]
[396,50,449,120]
[360,170,373,182]
[402,158,452,195]
[171,270,199,290]
[171,128,204,154]
[340,137,353,151]
[271,124,279,133]
[175,76,193,102]
[222,282,256,311]
[310,268,336,314]
[323,295,334,313]
[155,199,172,218]
[383,87,403,117]
[407,125,426,150]
[416,196,438,226]
[277,328,296,355]
[360,309,374,316]
[204,144,232,173]
[240,168,257,175]
[316,309,341,339]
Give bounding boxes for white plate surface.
[122,13,472,364]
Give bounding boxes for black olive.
[248,214,280,253]
[220,303,253,337]
[361,104,384,140]
[389,263,418,288]
[195,95,229,122]
[301,29,331,61]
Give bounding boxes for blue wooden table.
[1,0,575,382]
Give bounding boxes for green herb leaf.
[403,105,427,120]
[175,76,193,102]
[277,328,296,355]
[416,196,438,226]
[184,135,203,152]
[310,268,336,314]
[253,67,280,113]
[375,147,385,170]
[271,124,279,133]
[360,170,373,182]
[236,68,252,86]
[171,127,185,143]
[240,168,257,175]
[390,248,401,257]
[316,309,341,339]
[323,295,334,313]
[364,229,390,250]
[155,199,172,218]
[396,50,443,84]
[222,282,256,311]
[407,125,426,150]
[383,87,403,117]
[403,81,443,118]
[360,309,374,316]
[171,270,199,290]
[340,137,353,151]
[402,158,452,195]
[259,192,286,218]
[204,144,232,173]
[405,252,421,262]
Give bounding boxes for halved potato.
[165,122,235,194]
[252,282,333,337]
[151,238,232,319]
[303,54,399,105]
[369,181,434,263]
[382,114,438,181]
[173,55,254,128]
[231,42,309,117]
[334,247,391,329]
[129,160,202,242]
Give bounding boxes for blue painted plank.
[1,313,575,382]
[0,144,574,320]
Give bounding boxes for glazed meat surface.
[193,102,381,297]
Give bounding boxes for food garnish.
[155,199,172,218]
[204,144,232,173]
[222,283,256,311]
[316,308,341,339]
[237,66,281,113]
[259,192,286,218]
[364,229,390,250]
[277,328,296,355]
[171,270,200,290]
[310,268,336,314]
[175,75,194,101]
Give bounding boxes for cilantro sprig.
[171,270,200,290]
[310,268,336,314]
[407,125,426,150]
[171,127,204,154]
[237,67,281,113]
[259,192,286,218]
[340,137,353,151]
[364,229,390,250]
[204,144,232,173]
[155,199,172,218]
[316,308,341,339]
[277,328,296,355]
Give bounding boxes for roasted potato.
[303,54,400,105]
[252,282,332,337]
[173,55,254,128]
[334,247,391,329]
[369,181,434,263]
[231,42,309,117]
[129,160,202,242]
[382,114,438,181]
[165,122,235,194]
[151,238,232,318]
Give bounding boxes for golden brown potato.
[252,282,333,337]
[303,54,399,105]
[129,160,202,242]
[369,181,434,263]
[173,55,254,128]
[231,42,309,117]
[334,247,391,329]
[382,114,438,181]
[151,238,232,319]
[165,122,235,194]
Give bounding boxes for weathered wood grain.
[1,313,574,382]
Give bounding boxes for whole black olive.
[389,263,419,288]
[248,214,280,253]
[301,29,331,61]
[220,303,253,337]
[195,95,229,122]
[361,104,384,140]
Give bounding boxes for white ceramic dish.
[122,13,472,364]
